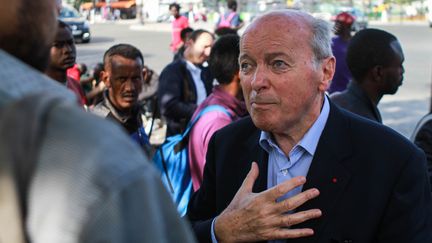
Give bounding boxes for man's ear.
[318,56,336,92]
[371,65,384,83]
[234,70,240,83]
[101,70,111,88]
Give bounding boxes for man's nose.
[204,47,211,57]
[124,79,136,91]
[250,66,269,92]
[63,44,73,53]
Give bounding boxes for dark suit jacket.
[158,58,213,136]
[330,81,382,123]
[187,102,432,243]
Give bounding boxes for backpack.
[0,92,64,243]
[218,12,236,28]
[152,105,231,216]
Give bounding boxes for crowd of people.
[1,0,432,242]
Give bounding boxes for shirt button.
[280,168,289,176]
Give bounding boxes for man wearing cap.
[328,12,354,94]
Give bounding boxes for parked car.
[60,5,91,43]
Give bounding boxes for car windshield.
[59,7,80,18]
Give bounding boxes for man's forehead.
[240,22,311,55]
[109,55,143,69]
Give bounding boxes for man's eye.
[117,77,127,83]
[272,60,287,69]
[240,62,252,72]
[53,42,63,48]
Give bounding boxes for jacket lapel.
[238,119,268,193]
[292,103,353,242]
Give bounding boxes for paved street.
[76,20,432,138]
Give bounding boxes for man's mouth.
[121,93,137,102]
[63,57,76,64]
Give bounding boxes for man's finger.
[264,176,307,201]
[269,228,315,240]
[276,188,320,212]
[277,209,322,227]
[238,162,259,194]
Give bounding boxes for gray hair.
[310,17,333,67]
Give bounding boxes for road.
[76,20,432,138]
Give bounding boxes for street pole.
[136,0,144,24]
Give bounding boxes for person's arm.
[79,76,94,84]
[376,148,432,242]
[158,65,197,123]
[414,120,432,186]
[81,160,196,242]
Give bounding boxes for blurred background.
[60,0,432,138]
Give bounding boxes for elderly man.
[187,10,432,243]
[0,0,195,242]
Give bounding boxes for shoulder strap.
[182,105,231,138]
[226,12,236,22]
[0,93,65,243]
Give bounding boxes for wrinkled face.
[186,32,214,65]
[0,0,58,71]
[103,55,145,111]
[239,14,334,134]
[381,40,405,95]
[49,26,76,71]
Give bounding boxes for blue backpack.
[152,105,231,216]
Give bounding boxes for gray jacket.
[0,50,196,243]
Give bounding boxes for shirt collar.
[102,90,139,123]
[185,60,202,73]
[259,96,330,156]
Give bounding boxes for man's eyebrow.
[238,53,251,61]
